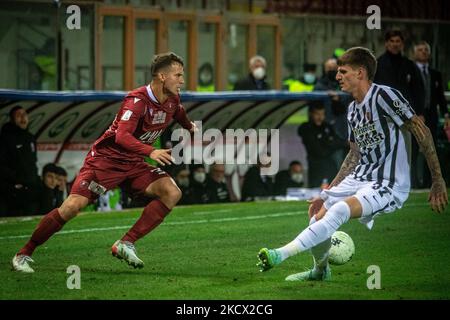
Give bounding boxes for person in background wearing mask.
[173,166,193,205]
[197,62,215,92]
[285,63,317,92]
[0,106,40,216]
[206,164,230,203]
[189,164,209,204]
[274,161,305,196]
[233,55,270,91]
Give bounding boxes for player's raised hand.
[307,197,324,219]
[429,177,448,213]
[150,149,174,166]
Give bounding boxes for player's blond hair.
[338,47,377,81]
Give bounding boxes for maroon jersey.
[91,85,192,162]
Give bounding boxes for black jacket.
[233,74,270,91]
[0,122,40,192]
[241,166,275,201]
[421,67,448,140]
[374,51,425,115]
[274,170,304,196]
[298,121,347,187]
[205,177,230,204]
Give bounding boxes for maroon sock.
[121,199,171,243]
[17,208,66,257]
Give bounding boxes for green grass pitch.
[1,192,449,300]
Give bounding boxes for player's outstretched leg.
[257,201,351,272]
[285,215,332,281]
[12,195,88,273]
[112,177,181,269]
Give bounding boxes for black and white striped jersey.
[347,83,415,192]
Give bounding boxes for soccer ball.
[328,231,355,265]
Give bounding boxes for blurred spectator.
[54,166,68,206]
[173,166,193,205]
[413,41,449,187]
[206,163,230,203]
[274,161,305,196]
[0,106,40,216]
[234,55,270,90]
[38,163,60,215]
[189,164,209,204]
[374,30,425,188]
[241,161,275,201]
[284,63,317,92]
[375,30,424,115]
[314,58,351,167]
[197,62,215,92]
[298,103,347,187]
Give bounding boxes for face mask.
[177,178,189,188]
[200,73,212,84]
[327,70,337,81]
[291,173,304,184]
[304,73,316,84]
[252,67,266,80]
[193,172,206,184]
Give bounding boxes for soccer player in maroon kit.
[12,52,197,272]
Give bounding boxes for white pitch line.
[0,210,306,241]
[193,209,233,215]
[0,202,431,241]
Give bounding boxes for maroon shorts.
[70,155,169,202]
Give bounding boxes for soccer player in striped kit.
[257,47,448,281]
[12,52,198,273]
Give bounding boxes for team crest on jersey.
[152,110,166,124]
[392,100,410,117]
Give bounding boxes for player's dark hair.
[151,52,184,77]
[308,101,325,113]
[9,105,24,120]
[385,29,404,42]
[338,47,377,81]
[42,163,58,176]
[55,166,68,177]
[289,160,302,167]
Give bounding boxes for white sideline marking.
[0,210,306,241]
[0,202,430,241]
[193,209,233,215]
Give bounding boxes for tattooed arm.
[329,141,361,188]
[403,115,448,213]
[308,142,360,217]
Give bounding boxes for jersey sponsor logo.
[392,99,410,117]
[121,110,133,121]
[152,110,166,124]
[139,129,163,144]
[352,123,384,149]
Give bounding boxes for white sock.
[309,215,331,274]
[276,201,351,262]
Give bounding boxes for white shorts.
[322,176,409,229]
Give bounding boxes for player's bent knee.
[59,196,88,220]
[161,185,182,208]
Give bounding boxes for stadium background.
[0,0,449,190]
[0,0,450,301]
